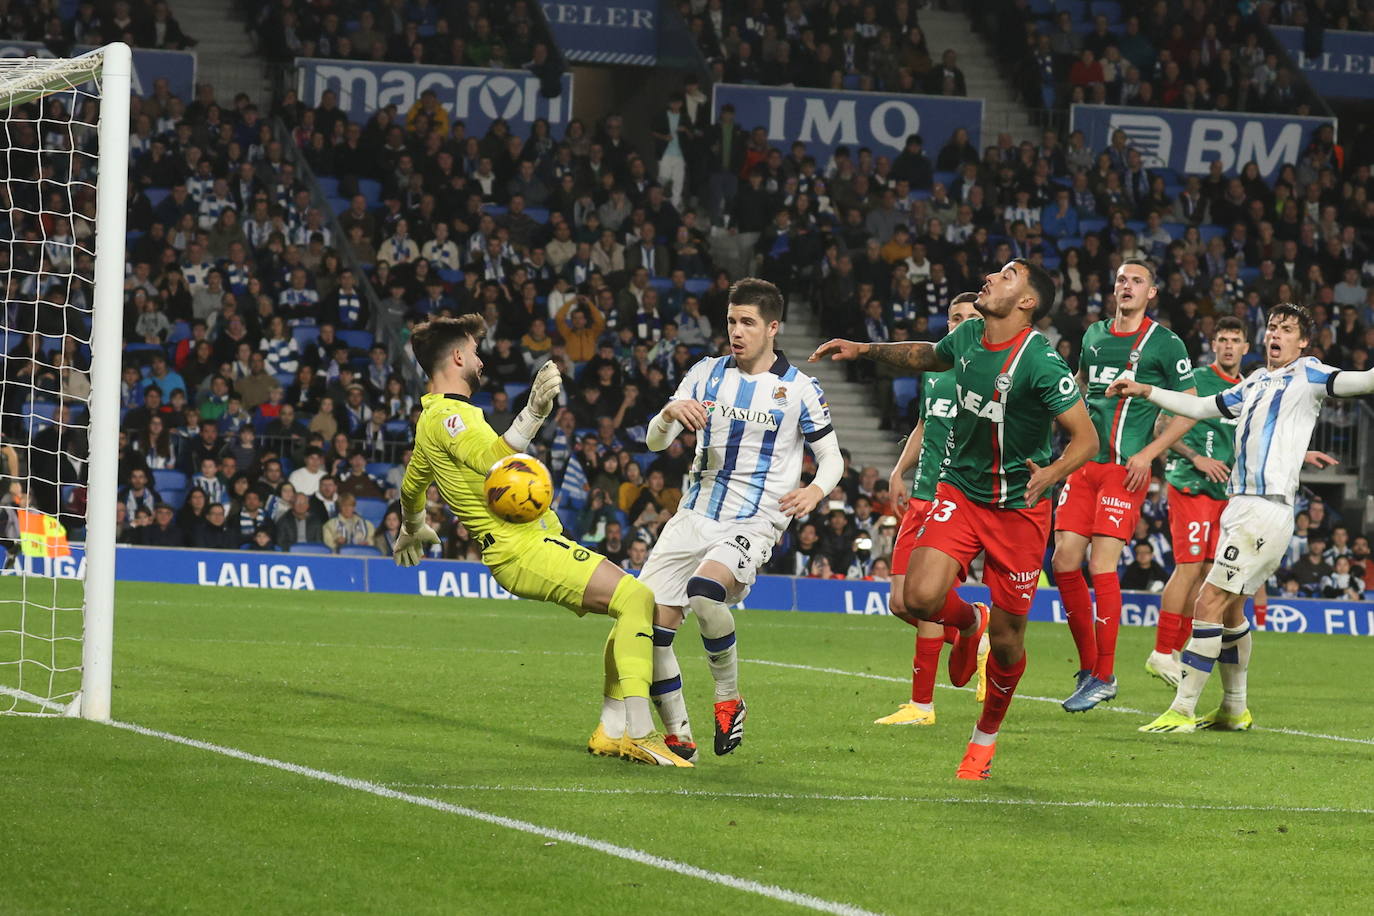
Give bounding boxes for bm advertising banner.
[1070,104,1334,182]
[543,1,658,66]
[0,40,197,101]
[713,83,982,165]
[1272,26,1374,100]
[12,545,1367,637]
[295,59,574,136]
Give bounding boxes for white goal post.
[0,43,129,720]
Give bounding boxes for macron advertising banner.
[1070,104,1334,182]
[713,83,982,165]
[1272,26,1374,100]
[295,59,575,136]
[0,40,197,101]
[543,1,658,66]
[10,545,1369,638]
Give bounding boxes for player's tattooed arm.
[809,339,953,372]
[1155,412,1229,483]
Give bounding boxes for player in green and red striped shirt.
[812,260,1099,780]
[876,292,982,727]
[1052,259,1199,714]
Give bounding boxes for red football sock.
[1253,599,1268,628]
[1155,611,1185,654]
[936,589,975,631]
[976,650,1027,736]
[1057,567,1096,671]
[1174,615,1193,653]
[943,625,959,645]
[1090,571,1122,680]
[912,636,943,704]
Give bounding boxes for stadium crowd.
[0,0,1372,600]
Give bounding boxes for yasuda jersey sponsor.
[676,352,831,529]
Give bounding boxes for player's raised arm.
[809,338,953,373]
[1330,366,1374,397]
[502,360,562,453]
[1106,377,1224,420]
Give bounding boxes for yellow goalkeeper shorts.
[483,528,606,615]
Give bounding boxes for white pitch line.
[744,658,1374,746]
[0,684,68,713]
[103,718,882,916]
[382,782,1374,817]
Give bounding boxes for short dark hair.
[1010,258,1057,320]
[1269,302,1314,342]
[410,314,487,378]
[728,277,784,323]
[1214,315,1247,338]
[1119,257,1157,288]
[951,291,979,307]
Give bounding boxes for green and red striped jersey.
[932,317,1081,508]
[1079,316,1194,465]
[1163,363,1241,500]
[912,370,958,502]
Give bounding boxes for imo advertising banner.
[295,59,574,136]
[0,41,197,101]
[543,1,658,66]
[1069,104,1334,182]
[65,546,1374,637]
[1271,26,1374,100]
[713,83,982,164]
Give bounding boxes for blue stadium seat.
[933,170,958,188]
[1161,221,1186,240]
[316,177,340,197]
[1090,0,1123,18]
[483,205,508,216]
[523,207,550,224]
[438,269,464,284]
[126,230,145,245]
[153,469,188,492]
[909,189,931,201]
[1238,266,1260,285]
[684,278,711,295]
[159,487,186,509]
[288,542,332,554]
[503,383,530,402]
[383,420,410,437]
[893,377,920,412]
[556,507,580,532]
[339,544,381,557]
[338,329,374,350]
[648,277,674,295]
[329,196,351,216]
[1199,225,1227,242]
[145,187,171,208]
[356,178,382,206]
[471,390,494,409]
[366,462,394,479]
[273,372,295,388]
[354,498,387,526]
[842,74,862,90]
[292,325,321,348]
[1125,219,1146,234]
[167,320,191,344]
[1041,254,1062,271]
[1079,217,1108,235]
[1055,235,1084,252]
[1028,0,1053,13]
[632,453,656,472]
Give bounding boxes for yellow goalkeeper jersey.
[400,392,559,542]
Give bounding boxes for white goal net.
[0,45,129,718]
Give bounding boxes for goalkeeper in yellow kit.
[396,314,691,766]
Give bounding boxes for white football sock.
[650,624,692,739]
[970,726,997,746]
[1219,622,1252,715]
[1172,625,1223,717]
[624,696,654,739]
[600,696,626,739]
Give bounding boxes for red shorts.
[891,497,932,577]
[1053,460,1147,541]
[1167,486,1226,564]
[913,482,1052,614]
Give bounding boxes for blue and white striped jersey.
[1215,356,1341,503]
[673,352,833,531]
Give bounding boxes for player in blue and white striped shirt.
[638,278,845,761]
[1109,304,1374,733]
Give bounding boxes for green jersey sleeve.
[1154,332,1195,391]
[1033,344,1082,417]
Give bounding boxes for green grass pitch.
[4,582,1373,914]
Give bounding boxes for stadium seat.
[1079,217,1108,235]
[273,372,295,388]
[1238,266,1260,285]
[356,178,382,206]
[159,487,186,508]
[1161,221,1186,240]
[933,171,957,188]
[632,453,656,473]
[471,390,493,409]
[503,383,530,402]
[144,187,171,208]
[125,230,144,245]
[1125,220,1146,234]
[354,498,387,526]
[1041,254,1062,271]
[438,269,464,284]
[365,462,394,479]
[329,196,350,216]
[648,276,674,295]
[167,320,191,344]
[316,177,340,197]
[1091,0,1123,20]
[338,544,381,557]
[338,329,374,350]
[1056,235,1084,251]
[842,74,862,90]
[893,377,920,412]
[684,278,711,295]
[523,207,550,224]
[288,542,332,554]
[153,469,188,492]
[483,205,508,216]
[1199,225,1227,242]
[292,325,321,348]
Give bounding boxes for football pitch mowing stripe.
[4,582,1374,913]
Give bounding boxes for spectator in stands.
[275,492,324,550]
[1121,541,1169,592]
[193,502,238,549]
[322,494,375,552]
[338,452,384,501]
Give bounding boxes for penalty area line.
[101,718,882,916]
[744,659,1374,747]
[382,782,1374,817]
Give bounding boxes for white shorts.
[1205,495,1294,596]
[638,510,777,608]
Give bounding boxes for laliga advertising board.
[39,546,1374,638]
[712,83,982,165]
[1070,104,1335,182]
[295,58,574,137]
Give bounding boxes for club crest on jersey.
[773,386,788,405]
[994,372,1013,393]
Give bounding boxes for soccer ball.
[485,453,554,524]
